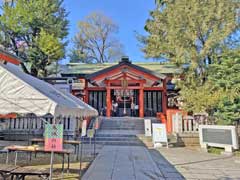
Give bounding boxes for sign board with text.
[44,124,63,152]
[199,125,239,152]
[152,123,168,148]
[87,129,95,138]
[81,120,87,137]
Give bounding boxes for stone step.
[95,133,138,137]
[100,127,144,129]
[101,122,144,124]
[85,141,144,146]
[99,128,144,131]
[101,123,144,125]
[81,138,144,146]
[93,117,149,146]
[87,137,140,141]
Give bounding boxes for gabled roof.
[62,62,182,78]
[86,57,166,80]
[0,48,22,65]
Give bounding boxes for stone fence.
[0,115,81,140]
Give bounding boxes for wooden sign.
[121,79,128,89]
[44,124,63,152]
[152,123,168,148]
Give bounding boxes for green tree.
[143,0,240,123]
[0,0,68,77]
[143,0,239,69]
[208,51,240,124]
[70,12,124,63]
[177,78,224,115]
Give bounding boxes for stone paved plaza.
[82,146,168,180]
[82,145,240,180]
[152,147,240,180]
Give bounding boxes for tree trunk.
[30,66,38,77]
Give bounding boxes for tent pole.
[49,117,56,180]
[28,118,30,145]
[49,151,54,180]
[79,137,83,180]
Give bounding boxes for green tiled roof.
[63,62,182,75]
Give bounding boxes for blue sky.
[63,0,156,63]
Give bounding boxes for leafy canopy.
[0,0,68,77]
[144,0,239,67]
[144,0,240,124]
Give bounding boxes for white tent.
[0,62,98,118]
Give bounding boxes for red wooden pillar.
[139,85,144,118]
[84,79,89,103]
[106,87,111,117]
[162,79,167,115]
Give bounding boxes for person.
[112,101,118,117]
[101,106,106,116]
[135,104,139,116]
[131,101,135,117]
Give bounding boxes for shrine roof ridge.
[62,62,182,77]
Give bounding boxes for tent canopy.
[0,62,98,118]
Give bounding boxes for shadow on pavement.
[149,148,185,180]
[174,154,234,166]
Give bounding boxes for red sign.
[44,124,63,152]
[45,138,63,151]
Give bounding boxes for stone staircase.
[83,117,179,147]
[100,117,145,131]
[86,117,148,146]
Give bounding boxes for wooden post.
[139,85,144,118]
[84,79,89,103]
[106,87,111,117]
[162,79,167,115]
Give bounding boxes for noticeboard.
[202,128,232,145]
[87,129,95,138]
[199,125,239,150]
[44,124,63,152]
[152,123,168,145]
[81,120,87,137]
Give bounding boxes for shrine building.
[0,48,21,65]
[57,56,181,119]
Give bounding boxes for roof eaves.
[0,48,23,64]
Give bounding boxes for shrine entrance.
[111,89,139,117]
[85,57,167,118]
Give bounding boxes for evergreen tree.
[143,0,239,68]
[143,0,240,124]
[208,51,240,124]
[0,0,68,77]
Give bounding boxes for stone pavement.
[82,146,173,180]
[151,147,240,180]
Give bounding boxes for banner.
[44,124,63,152]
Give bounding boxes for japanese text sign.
[44,124,63,152]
